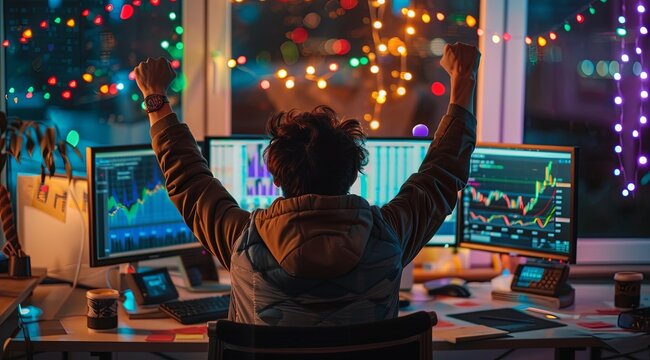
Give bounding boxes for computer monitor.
[458,143,578,263]
[205,137,457,247]
[87,145,202,267]
[204,136,280,211]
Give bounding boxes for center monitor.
[205,137,457,247]
[458,144,578,262]
[87,145,201,267]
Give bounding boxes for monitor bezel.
[87,144,202,268]
[458,142,578,263]
[203,136,458,248]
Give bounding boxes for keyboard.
[160,295,230,324]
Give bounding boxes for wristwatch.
[144,94,169,113]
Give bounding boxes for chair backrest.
[207,311,437,360]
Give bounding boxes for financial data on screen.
[207,138,457,247]
[92,149,198,263]
[460,146,575,259]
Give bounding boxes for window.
[3,0,184,148]
[230,0,479,136]
[524,0,650,237]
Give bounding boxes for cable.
[66,179,86,290]
[16,305,33,360]
[105,265,119,289]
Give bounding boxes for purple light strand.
[615,0,629,197]
[636,1,647,181]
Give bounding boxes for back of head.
[264,106,368,198]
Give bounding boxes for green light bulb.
[66,130,80,147]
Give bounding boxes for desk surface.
[8,281,650,354]
[0,268,46,325]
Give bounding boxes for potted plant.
[0,110,82,278]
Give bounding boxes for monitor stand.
[172,252,231,293]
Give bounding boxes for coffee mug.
[86,288,120,331]
[614,272,643,309]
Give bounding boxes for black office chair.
[207,311,437,360]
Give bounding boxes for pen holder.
[8,255,31,278]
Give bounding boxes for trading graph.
[462,147,574,256]
[208,138,458,247]
[351,139,457,247]
[93,149,196,260]
[208,139,280,211]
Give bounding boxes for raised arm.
[381,43,480,265]
[134,57,250,270]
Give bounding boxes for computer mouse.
[426,284,472,298]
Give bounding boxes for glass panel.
[3,0,184,151]
[231,0,479,136]
[524,0,650,237]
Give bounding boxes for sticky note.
[577,321,615,329]
[175,333,204,341]
[173,326,208,334]
[595,309,621,315]
[435,320,456,328]
[454,301,481,307]
[146,333,175,342]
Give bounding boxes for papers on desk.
[433,325,508,343]
[145,326,207,342]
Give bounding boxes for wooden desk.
[6,282,650,359]
[0,269,46,324]
[0,269,46,360]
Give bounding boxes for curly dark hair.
[264,106,368,198]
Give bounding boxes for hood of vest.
[254,194,373,279]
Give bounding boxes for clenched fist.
[440,43,481,81]
[133,57,176,98]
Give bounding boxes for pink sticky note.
[435,320,456,328]
[577,321,615,329]
[146,333,175,342]
[454,301,481,307]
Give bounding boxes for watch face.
[146,95,166,111]
[145,94,169,112]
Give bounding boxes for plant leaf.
[45,152,55,177]
[71,145,82,160]
[26,136,35,157]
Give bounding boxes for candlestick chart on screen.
[462,149,573,256]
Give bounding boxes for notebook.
[433,325,509,343]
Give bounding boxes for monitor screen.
[349,139,457,247]
[87,146,201,267]
[206,137,457,247]
[458,144,578,262]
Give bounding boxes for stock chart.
[207,138,458,246]
[208,139,280,211]
[93,149,196,260]
[462,147,574,256]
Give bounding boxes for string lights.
[614,0,648,197]
[2,0,183,109]
[229,1,458,130]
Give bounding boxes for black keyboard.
[160,295,230,324]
